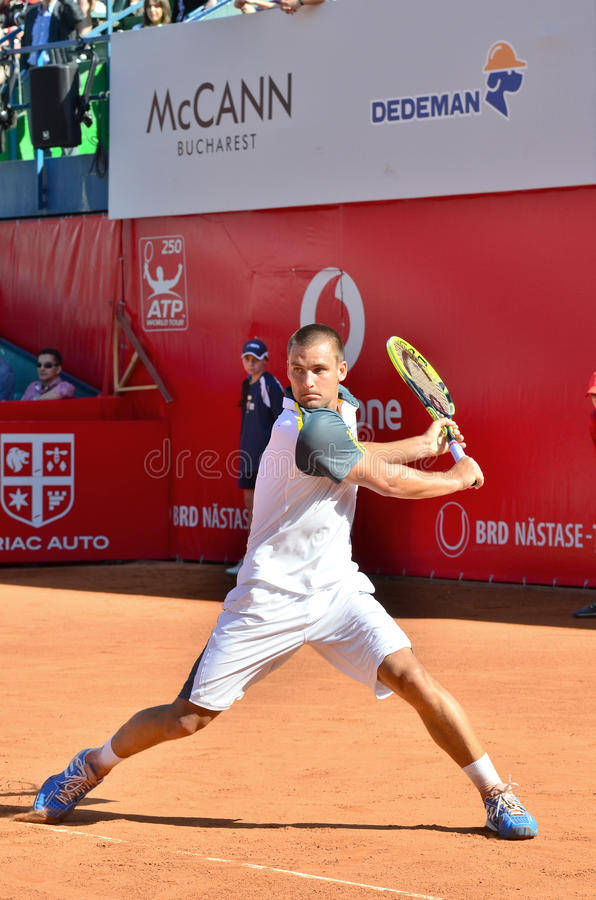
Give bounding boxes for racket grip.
[448,440,465,462]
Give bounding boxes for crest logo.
[484,41,526,118]
[1,434,74,528]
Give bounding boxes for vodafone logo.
[435,502,470,558]
[300,268,365,369]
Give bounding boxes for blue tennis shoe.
[572,600,596,618]
[484,782,537,839]
[32,748,102,823]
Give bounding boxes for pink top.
[21,377,76,401]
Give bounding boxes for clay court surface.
[1,562,594,899]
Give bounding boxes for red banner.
[0,190,594,585]
[0,414,169,562]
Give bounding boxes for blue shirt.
[239,371,284,471]
[30,0,57,66]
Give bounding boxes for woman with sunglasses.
[21,349,75,401]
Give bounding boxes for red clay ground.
[1,562,594,899]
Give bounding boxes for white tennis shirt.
[238,386,375,598]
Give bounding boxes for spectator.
[0,27,7,89]
[234,0,275,14]
[235,0,324,13]
[76,0,107,35]
[21,348,75,400]
[0,3,23,87]
[142,0,170,26]
[21,0,86,68]
[278,0,325,13]
[0,0,27,30]
[173,0,215,24]
[226,338,283,577]
[0,353,15,400]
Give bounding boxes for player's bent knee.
[378,649,433,703]
[167,698,221,739]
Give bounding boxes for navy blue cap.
[241,339,268,360]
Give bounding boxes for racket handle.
[448,439,465,462]
[447,430,478,485]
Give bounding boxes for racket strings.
[397,348,451,416]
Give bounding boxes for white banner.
[109,0,596,219]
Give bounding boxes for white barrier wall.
[109,0,596,218]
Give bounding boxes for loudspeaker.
[29,63,81,149]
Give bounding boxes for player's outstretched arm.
[362,418,465,465]
[345,447,484,499]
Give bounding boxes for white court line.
[18,823,123,843]
[178,851,444,898]
[16,824,442,899]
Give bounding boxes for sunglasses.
[37,362,57,369]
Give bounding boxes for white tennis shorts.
[179,583,411,711]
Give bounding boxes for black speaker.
[29,63,81,149]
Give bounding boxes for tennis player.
[24,324,537,840]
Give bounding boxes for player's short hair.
[287,325,344,363]
[38,348,62,366]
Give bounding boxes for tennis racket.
[386,336,465,463]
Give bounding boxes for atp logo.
[483,41,526,118]
[435,502,470,558]
[139,235,188,332]
[300,268,365,369]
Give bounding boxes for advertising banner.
[114,185,596,587]
[0,420,169,562]
[1,188,594,586]
[109,0,596,219]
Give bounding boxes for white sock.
[96,739,123,772]
[461,753,501,794]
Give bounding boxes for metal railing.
[0,0,239,157]
[0,0,241,215]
